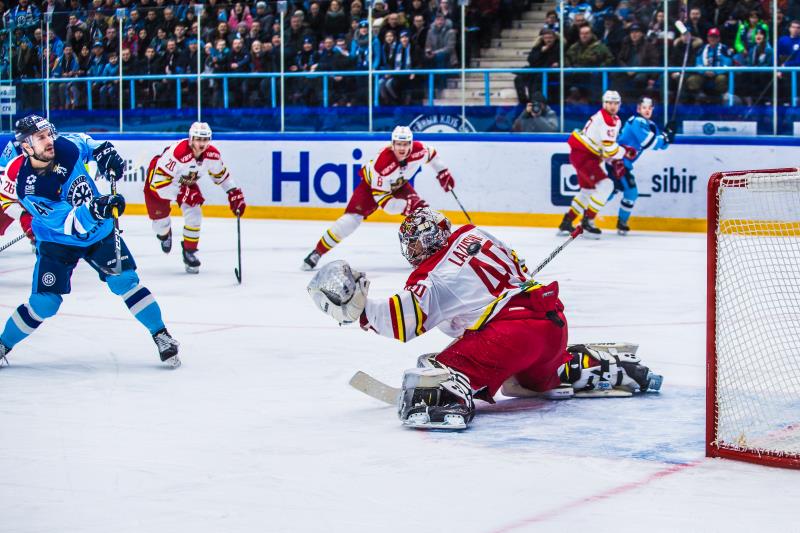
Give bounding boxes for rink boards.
[94,133,800,232]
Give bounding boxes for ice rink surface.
[1,216,799,533]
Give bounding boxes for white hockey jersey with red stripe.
[568,108,624,160]
[362,224,539,341]
[0,155,24,220]
[362,141,446,205]
[147,139,237,200]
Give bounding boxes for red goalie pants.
[143,155,172,220]
[568,144,608,189]
[436,299,571,398]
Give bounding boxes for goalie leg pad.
[399,365,475,430]
[559,344,662,395]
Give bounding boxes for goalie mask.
[399,208,452,266]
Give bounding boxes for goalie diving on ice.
[307,208,662,430]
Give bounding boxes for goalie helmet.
[14,114,58,144]
[189,121,212,139]
[391,125,413,143]
[399,208,452,266]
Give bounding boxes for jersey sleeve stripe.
[411,294,425,337]
[389,295,406,342]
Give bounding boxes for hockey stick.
[0,233,26,253]
[530,225,583,276]
[350,226,585,404]
[107,170,123,275]
[450,189,473,224]
[234,213,242,284]
[670,21,691,125]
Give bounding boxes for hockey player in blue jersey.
[607,97,675,235]
[0,115,181,368]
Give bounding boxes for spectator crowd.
[0,0,531,109]
[514,0,800,119]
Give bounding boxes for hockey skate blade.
[500,378,573,400]
[349,371,400,405]
[403,413,466,431]
[185,266,200,274]
[162,355,181,369]
[574,388,633,398]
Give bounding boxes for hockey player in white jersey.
[558,91,637,238]
[143,122,246,273]
[308,208,663,429]
[301,125,456,270]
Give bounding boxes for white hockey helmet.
[602,90,621,104]
[391,125,413,143]
[189,121,213,139]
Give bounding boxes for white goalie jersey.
[362,224,537,341]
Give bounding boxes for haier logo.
[272,149,366,203]
[550,153,579,206]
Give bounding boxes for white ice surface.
[1,217,799,533]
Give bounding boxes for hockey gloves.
[662,122,676,144]
[622,145,638,161]
[436,169,455,192]
[307,260,370,325]
[93,142,125,180]
[177,184,205,207]
[90,194,126,220]
[227,187,246,216]
[19,211,34,241]
[610,159,627,179]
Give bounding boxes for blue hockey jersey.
[618,115,668,170]
[12,134,113,247]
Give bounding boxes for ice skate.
[0,339,9,368]
[302,250,321,271]
[617,221,630,236]
[182,242,200,274]
[557,214,575,235]
[581,217,602,239]
[152,328,181,368]
[158,229,173,253]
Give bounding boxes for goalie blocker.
[307,210,663,431]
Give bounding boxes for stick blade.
[349,371,400,405]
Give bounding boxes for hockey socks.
[183,224,200,251]
[107,271,165,335]
[314,213,364,256]
[0,293,62,350]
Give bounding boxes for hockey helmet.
[391,125,413,144]
[14,114,58,144]
[602,90,621,103]
[399,207,452,266]
[189,121,213,139]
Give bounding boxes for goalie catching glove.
[307,260,370,325]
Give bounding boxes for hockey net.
[707,168,800,469]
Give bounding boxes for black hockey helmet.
[14,114,58,144]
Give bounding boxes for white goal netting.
[712,170,800,463]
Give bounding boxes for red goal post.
[707,168,800,469]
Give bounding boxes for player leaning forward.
[144,122,246,273]
[0,115,180,368]
[301,126,456,270]
[309,208,662,429]
[558,90,636,238]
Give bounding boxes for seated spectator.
[778,20,800,65]
[380,12,405,44]
[174,23,189,52]
[514,29,560,104]
[99,49,119,108]
[206,39,230,107]
[226,37,250,106]
[51,45,81,110]
[565,12,590,47]
[405,0,430,23]
[512,93,558,132]
[617,23,659,96]
[566,25,614,99]
[349,1,365,27]
[372,0,390,20]
[142,9,160,40]
[126,8,144,33]
[307,2,325,42]
[410,14,428,65]
[103,26,118,56]
[686,6,711,42]
[646,10,674,44]
[150,27,169,55]
[350,20,380,69]
[290,36,319,105]
[324,0,349,38]
[122,27,140,56]
[285,12,312,57]
[68,22,90,54]
[119,46,137,105]
[425,13,457,72]
[740,29,773,105]
[561,0,593,27]
[598,13,625,57]
[87,41,107,105]
[315,34,355,106]
[162,7,178,36]
[253,1,274,31]
[136,29,149,60]
[735,10,769,55]
[229,2,253,32]
[686,27,733,104]
[543,10,560,33]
